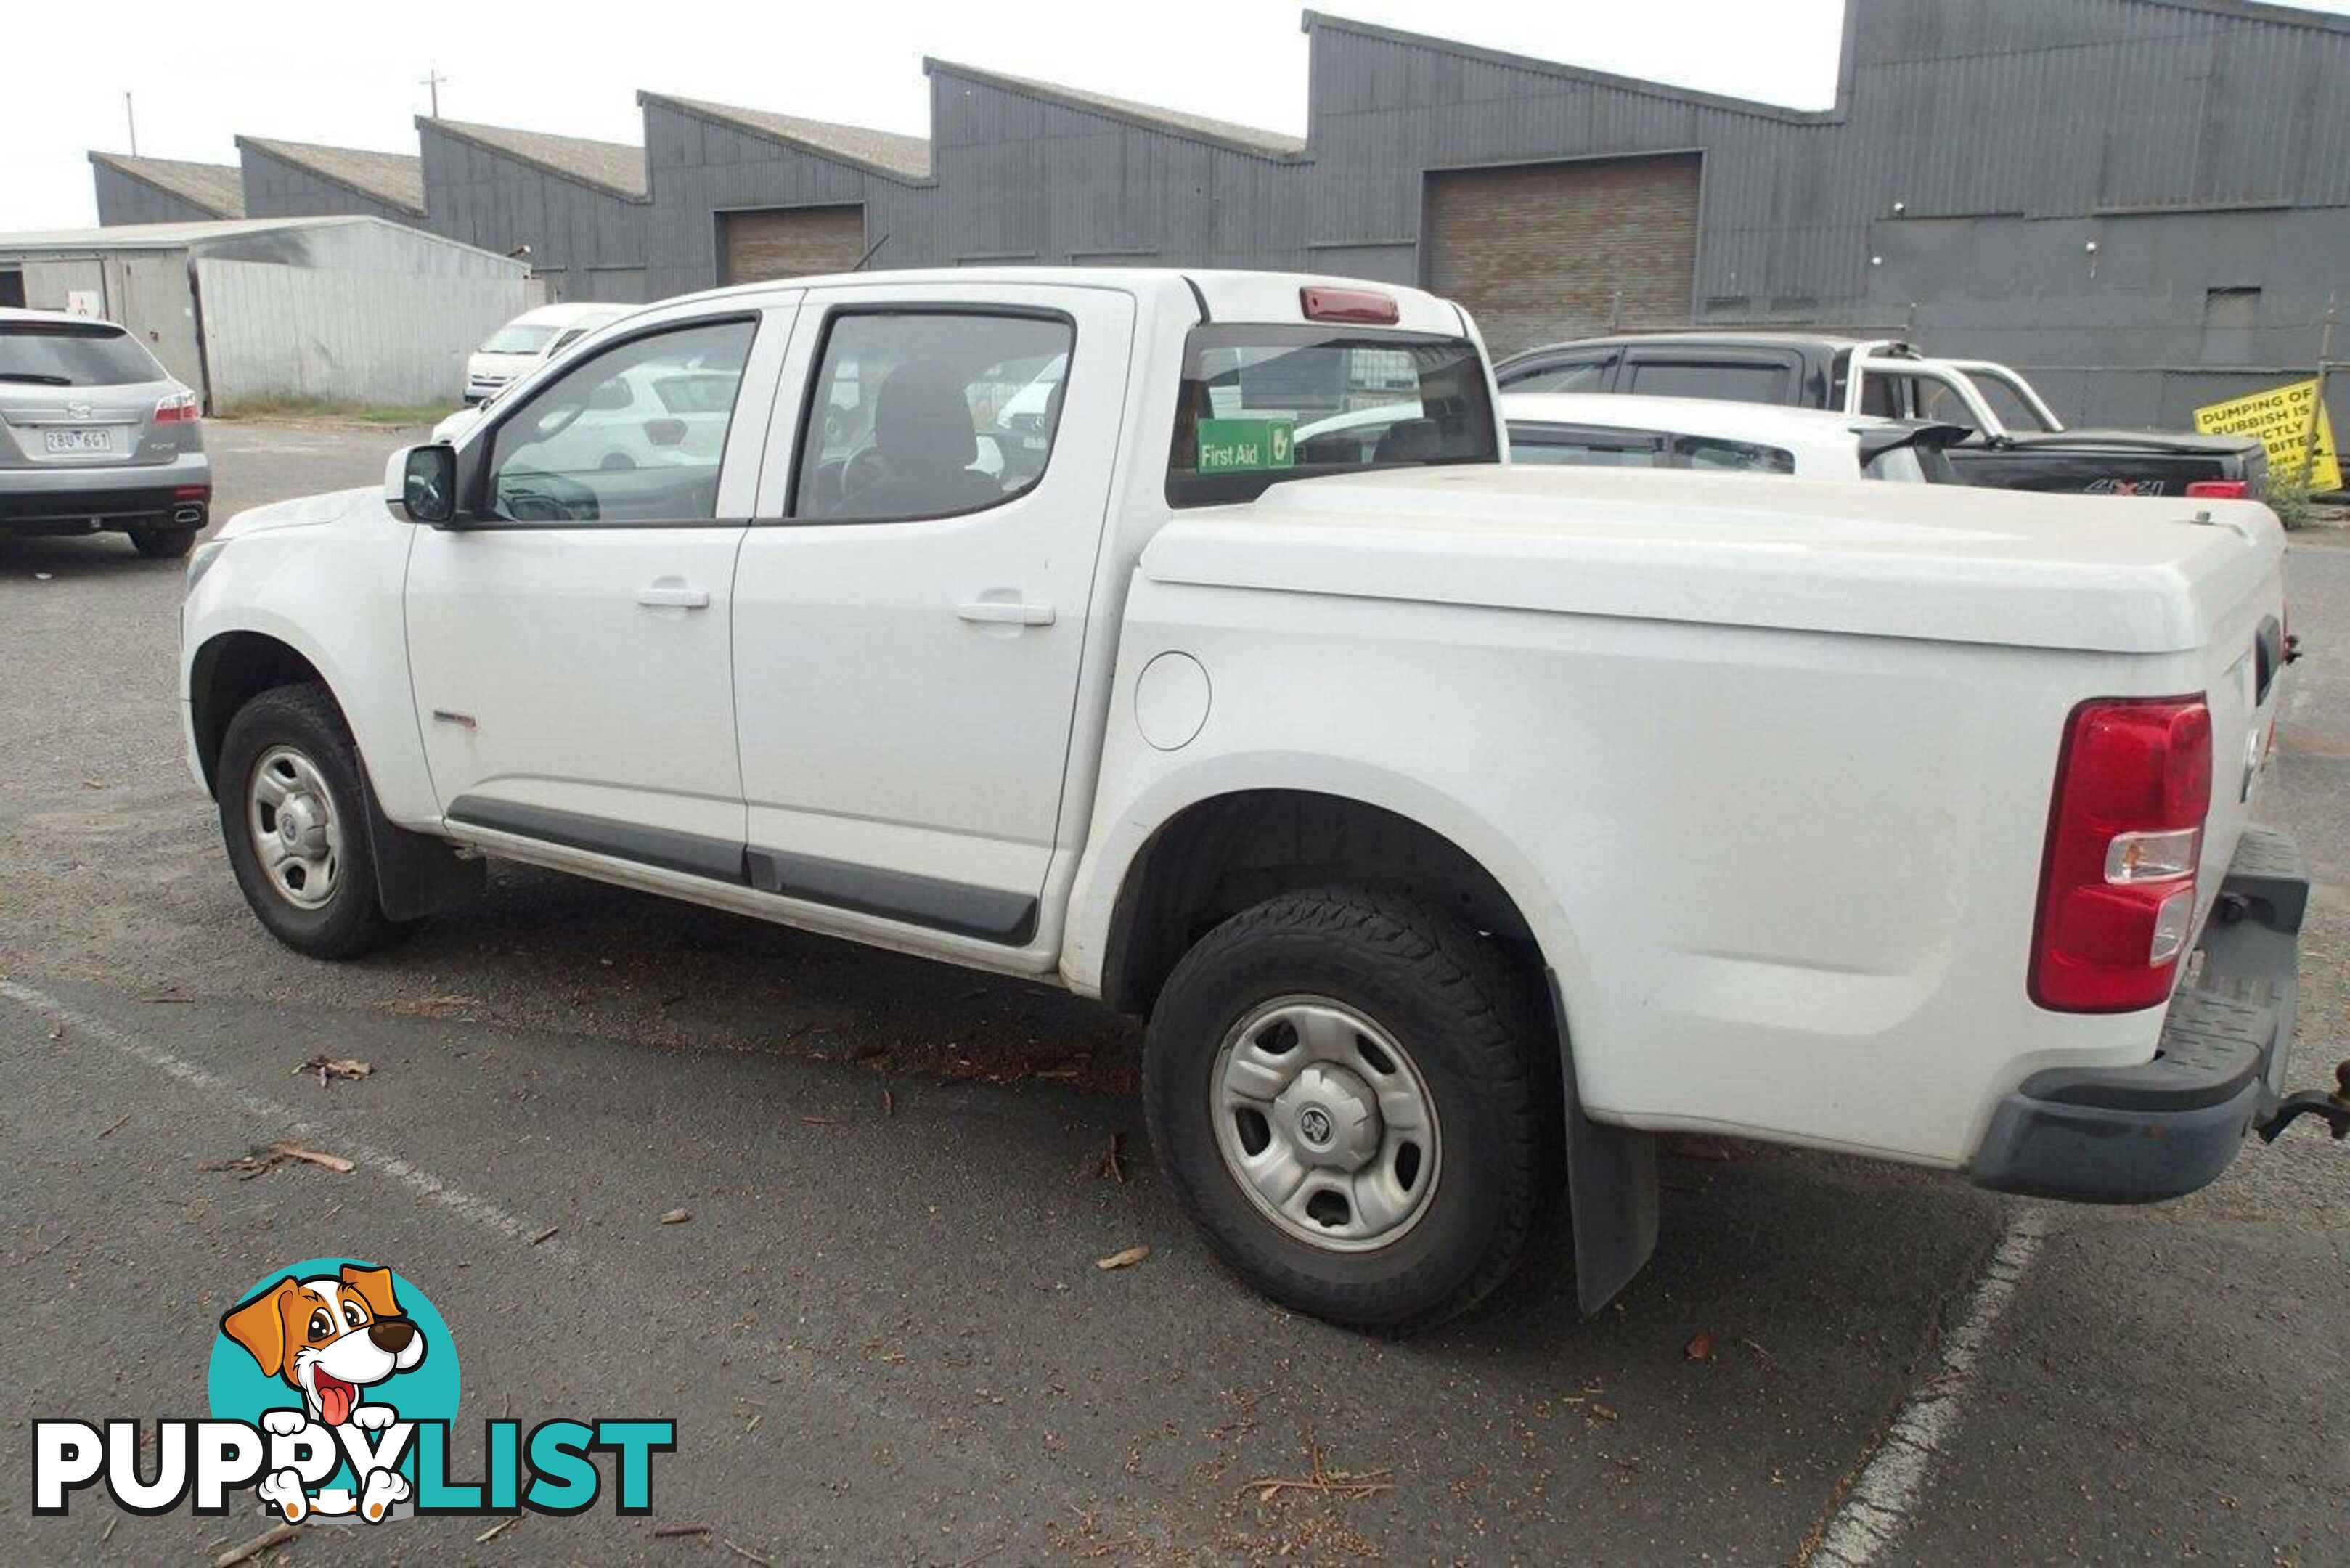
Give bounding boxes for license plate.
[43,428,110,454]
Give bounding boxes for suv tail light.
[2031,697,2212,1012]
[154,392,199,424]
[1300,286,1400,325]
[2184,479,2248,499]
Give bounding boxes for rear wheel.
[128,525,197,559]
[216,683,399,959]
[1143,889,1551,1331]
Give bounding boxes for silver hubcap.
[1210,995,1441,1252]
[246,745,343,910]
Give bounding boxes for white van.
[461,302,635,406]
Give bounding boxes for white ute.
[181,269,2313,1329]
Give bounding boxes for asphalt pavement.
[0,420,2343,1564]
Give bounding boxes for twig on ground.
[1243,1438,1395,1503]
[213,1523,299,1567]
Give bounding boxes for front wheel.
[216,683,399,959]
[1143,889,1553,1331]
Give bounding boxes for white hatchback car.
[461,302,637,408]
[1499,393,1964,482]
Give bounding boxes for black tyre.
[216,683,399,959]
[1143,889,1552,1331]
[128,525,197,559]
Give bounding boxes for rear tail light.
[154,392,199,424]
[1300,285,1400,325]
[2030,696,2212,1012]
[2184,479,2248,499]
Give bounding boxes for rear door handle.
[957,600,1056,627]
[635,584,710,609]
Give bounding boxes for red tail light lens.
[154,393,199,424]
[2031,697,2211,1012]
[1300,286,1400,325]
[2184,479,2248,499]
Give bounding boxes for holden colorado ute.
[179,269,2321,1331]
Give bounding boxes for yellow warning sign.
[2192,379,2341,494]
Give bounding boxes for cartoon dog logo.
[219,1264,425,1522]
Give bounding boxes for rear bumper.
[0,450,212,529]
[1970,825,2306,1203]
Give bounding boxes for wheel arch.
[1088,775,1656,1315]
[1098,785,1551,1019]
[188,626,482,923]
[187,629,335,798]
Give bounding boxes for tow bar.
[2256,1061,2350,1143]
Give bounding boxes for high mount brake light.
[2030,697,2212,1013]
[2184,479,2248,499]
[1300,286,1400,326]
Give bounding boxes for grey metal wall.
[1304,0,2350,429]
[195,256,526,409]
[640,101,918,301]
[417,127,648,303]
[240,145,415,224]
[919,73,1312,271]
[91,164,218,226]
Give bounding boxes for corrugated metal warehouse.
[84,0,2350,429]
[0,216,529,412]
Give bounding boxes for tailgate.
[2185,512,2290,934]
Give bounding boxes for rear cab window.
[1167,325,1498,507]
[0,321,166,387]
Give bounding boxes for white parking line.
[1806,1204,2055,1566]
[0,977,579,1265]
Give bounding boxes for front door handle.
[957,599,1056,627]
[635,583,710,609]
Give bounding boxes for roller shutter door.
[717,205,865,286]
[1424,155,1700,357]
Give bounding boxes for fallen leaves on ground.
[1686,1329,1716,1362]
[296,1054,372,1085]
[1095,1244,1151,1271]
[659,1208,693,1225]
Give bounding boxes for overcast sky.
[5,0,2348,231]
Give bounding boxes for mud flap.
[1549,971,1659,1315]
[360,771,484,921]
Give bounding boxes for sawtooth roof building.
[84,0,2350,430]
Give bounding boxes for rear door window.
[1498,354,1614,393]
[0,322,165,387]
[788,311,1074,523]
[1621,355,1793,405]
[1509,423,1666,467]
[1169,326,1498,507]
[1671,435,1796,474]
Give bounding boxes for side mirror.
[388,443,458,525]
